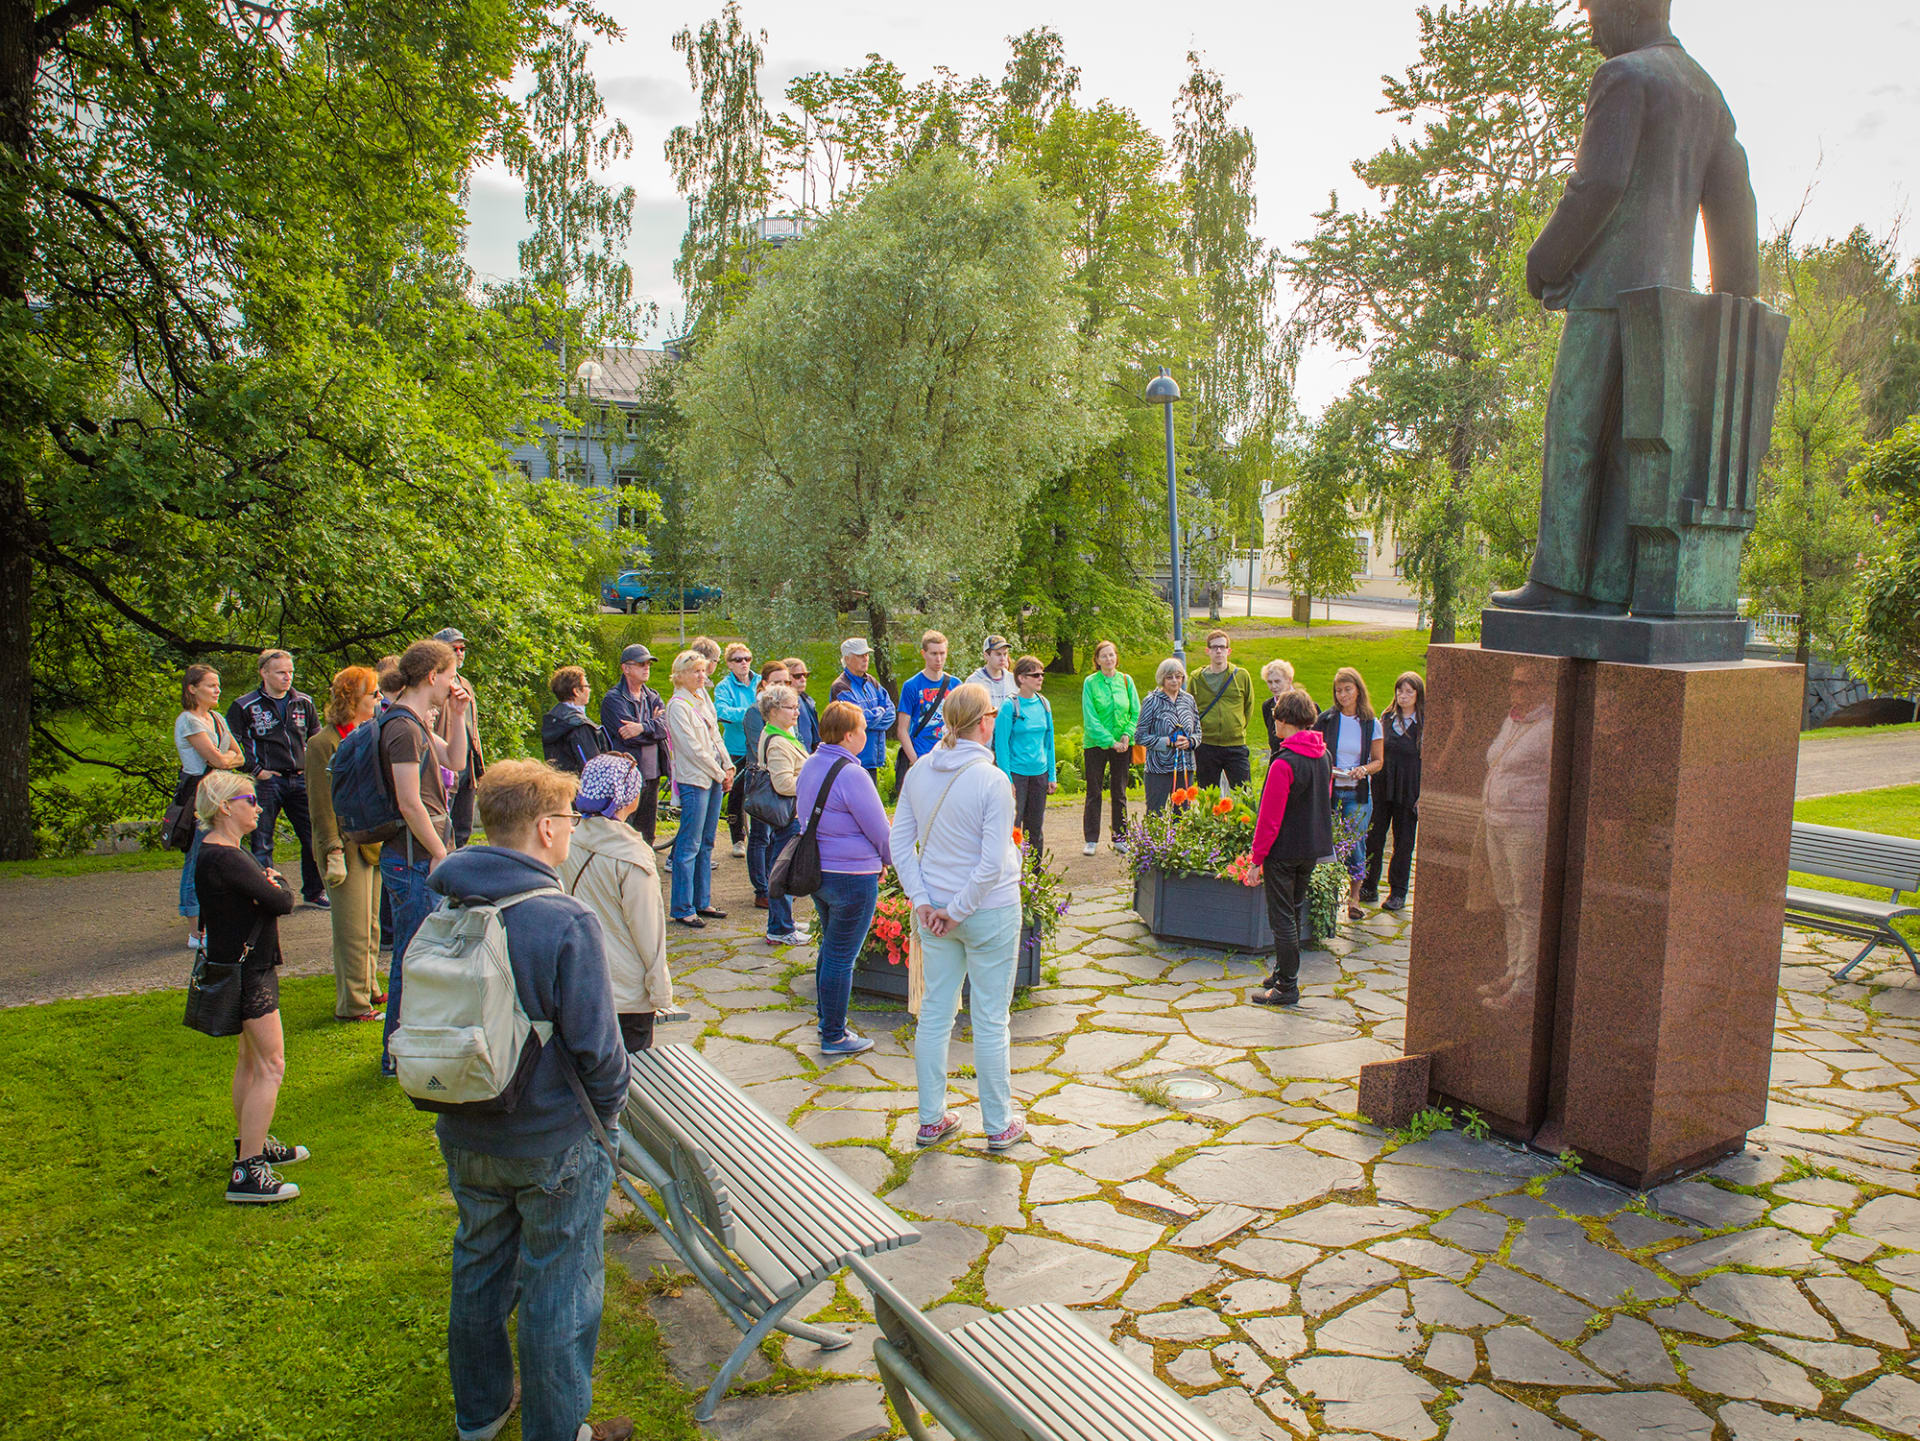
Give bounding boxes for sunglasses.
[231,794,257,806]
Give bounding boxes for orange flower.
[1212,797,1234,816]
[1011,827,1025,846]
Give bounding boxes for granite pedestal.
[1402,645,1802,1188]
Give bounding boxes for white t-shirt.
[1335,714,1365,772]
[173,711,231,776]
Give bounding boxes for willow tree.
[674,152,1111,687]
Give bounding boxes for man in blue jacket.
[428,759,634,1441]
[828,637,895,783]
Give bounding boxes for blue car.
[600,571,722,614]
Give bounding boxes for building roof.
[574,346,672,406]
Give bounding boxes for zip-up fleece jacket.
[1081,671,1141,750]
[428,846,629,1159]
[1251,730,1334,867]
[889,741,1020,921]
[993,693,1057,782]
[714,672,759,759]
[827,670,896,770]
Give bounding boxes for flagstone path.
[610,884,1920,1441]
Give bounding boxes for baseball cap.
[620,644,655,665]
[840,637,871,657]
[982,634,1010,654]
[433,627,467,645]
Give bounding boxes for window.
[511,458,534,481]
[1393,542,1406,579]
[613,472,647,529]
[1355,533,1373,578]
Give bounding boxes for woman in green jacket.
[1079,640,1140,855]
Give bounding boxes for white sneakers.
[1082,841,1098,857]
[731,840,747,858]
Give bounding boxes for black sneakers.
[235,1135,309,1166]
[1252,986,1301,1007]
[226,1153,300,1204]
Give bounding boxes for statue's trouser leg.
[1529,309,1633,608]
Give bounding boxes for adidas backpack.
[389,887,560,1113]
[329,706,427,845]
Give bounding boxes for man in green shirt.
[1187,629,1254,793]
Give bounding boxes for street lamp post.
[1146,366,1184,666]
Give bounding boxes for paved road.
[1796,729,1920,800]
[1200,589,1424,628]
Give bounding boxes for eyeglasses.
[232,794,258,805]
[1207,643,1230,651]
[545,813,583,829]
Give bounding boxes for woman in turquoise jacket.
[1079,640,1140,855]
[994,655,1056,857]
[713,642,761,857]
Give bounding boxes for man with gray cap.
[967,635,1018,708]
[827,638,896,782]
[431,628,486,848]
[600,643,671,843]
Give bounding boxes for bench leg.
[1833,937,1884,982]
[694,1291,834,1423]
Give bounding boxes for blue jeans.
[669,780,724,919]
[249,773,324,902]
[763,816,801,936]
[813,870,879,1044]
[746,810,771,900]
[380,844,440,1073]
[441,1132,615,1441]
[179,826,204,920]
[915,903,1021,1135]
[1335,790,1373,885]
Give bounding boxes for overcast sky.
[462,0,1919,411]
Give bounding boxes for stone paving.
[609,881,1920,1440]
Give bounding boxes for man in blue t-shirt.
[894,630,957,785]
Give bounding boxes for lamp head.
[1146,367,1181,404]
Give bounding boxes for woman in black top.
[194,770,306,1204]
[1258,658,1296,758]
[1363,671,1425,911]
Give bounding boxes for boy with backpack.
[406,758,633,1441]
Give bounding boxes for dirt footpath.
[0,810,1134,1008]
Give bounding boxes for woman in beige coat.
[561,752,678,1052]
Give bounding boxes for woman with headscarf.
[561,752,677,1053]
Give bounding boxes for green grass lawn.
[1800,720,1920,740]
[1790,784,1920,947]
[0,976,696,1440]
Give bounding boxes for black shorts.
[241,965,281,1021]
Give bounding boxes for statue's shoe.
[1489,581,1627,616]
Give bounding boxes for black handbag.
[744,764,795,829]
[184,917,266,1038]
[162,772,201,852]
[769,757,850,900]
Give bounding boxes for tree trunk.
[866,601,894,693]
[1048,639,1076,675]
[1428,415,1475,647]
[0,1,39,859]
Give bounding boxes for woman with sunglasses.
[561,752,678,1053]
[193,769,305,1204]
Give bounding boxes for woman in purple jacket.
[793,699,893,1058]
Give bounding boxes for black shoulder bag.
[891,678,953,801]
[184,915,266,1038]
[769,757,851,900]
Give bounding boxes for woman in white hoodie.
[889,683,1027,1152]
[562,752,677,1052]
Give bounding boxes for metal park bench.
[615,1042,921,1422]
[1786,822,1920,981]
[849,1254,1234,1441]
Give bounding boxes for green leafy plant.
[1555,1146,1584,1176]
[1460,1108,1491,1141]
[1395,1106,1456,1145]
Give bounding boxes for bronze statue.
[1492,0,1762,618]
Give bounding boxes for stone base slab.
[1481,608,1749,664]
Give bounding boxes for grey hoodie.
[428,845,629,1159]
[888,740,1021,921]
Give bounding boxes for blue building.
[503,345,672,533]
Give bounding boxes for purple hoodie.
[793,743,893,873]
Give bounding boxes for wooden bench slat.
[640,1049,907,1260]
[628,1072,843,1289]
[951,1306,1228,1441]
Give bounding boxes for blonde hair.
[724,642,751,662]
[1261,658,1295,688]
[476,760,578,844]
[196,770,256,824]
[689,635,721,664]
[669,650,705,686]
[921,630,947,651]
[257,648,292,672]
[938,683,992,747]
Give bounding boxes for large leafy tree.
[4,0,616,856]
[1742,228,1895,670]
[674,151,1111,689]
[1846,419,1920,717]
[1290,0,1593,642]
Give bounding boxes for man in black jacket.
[599,644,671,842]
[226,649,326,906]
